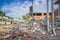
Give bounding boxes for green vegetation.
[0,10,13,23]
[5,16,13,19]
[22,14,30,20]
[0,10,5,17]
[0,10,5,22]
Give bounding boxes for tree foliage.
[0,10,5,17]
[22,14,31,20]
[5,16,13,19]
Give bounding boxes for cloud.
[1,0,58,18]
[33,0,47,12]
[1,0,32,18]
[33,0,58,12]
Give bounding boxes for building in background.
[54,0,60,29]
[29,12,51,20]
[54,0,60,17]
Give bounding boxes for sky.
[0,0,58,19]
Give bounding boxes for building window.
[33,13,35,16]
[37,13,42,16]
[44,13,46,15]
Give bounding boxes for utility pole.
[29,0,34,26]
[51,0,56,36]
[31,0,34,26]
[46,0,50,32]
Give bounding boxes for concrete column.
[51,0,56,36]
[46,0,50,32]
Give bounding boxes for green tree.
[0,10,5,17]
[0,10,6,22]
[22,14,30,20]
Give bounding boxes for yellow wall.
[30,12,51,20]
